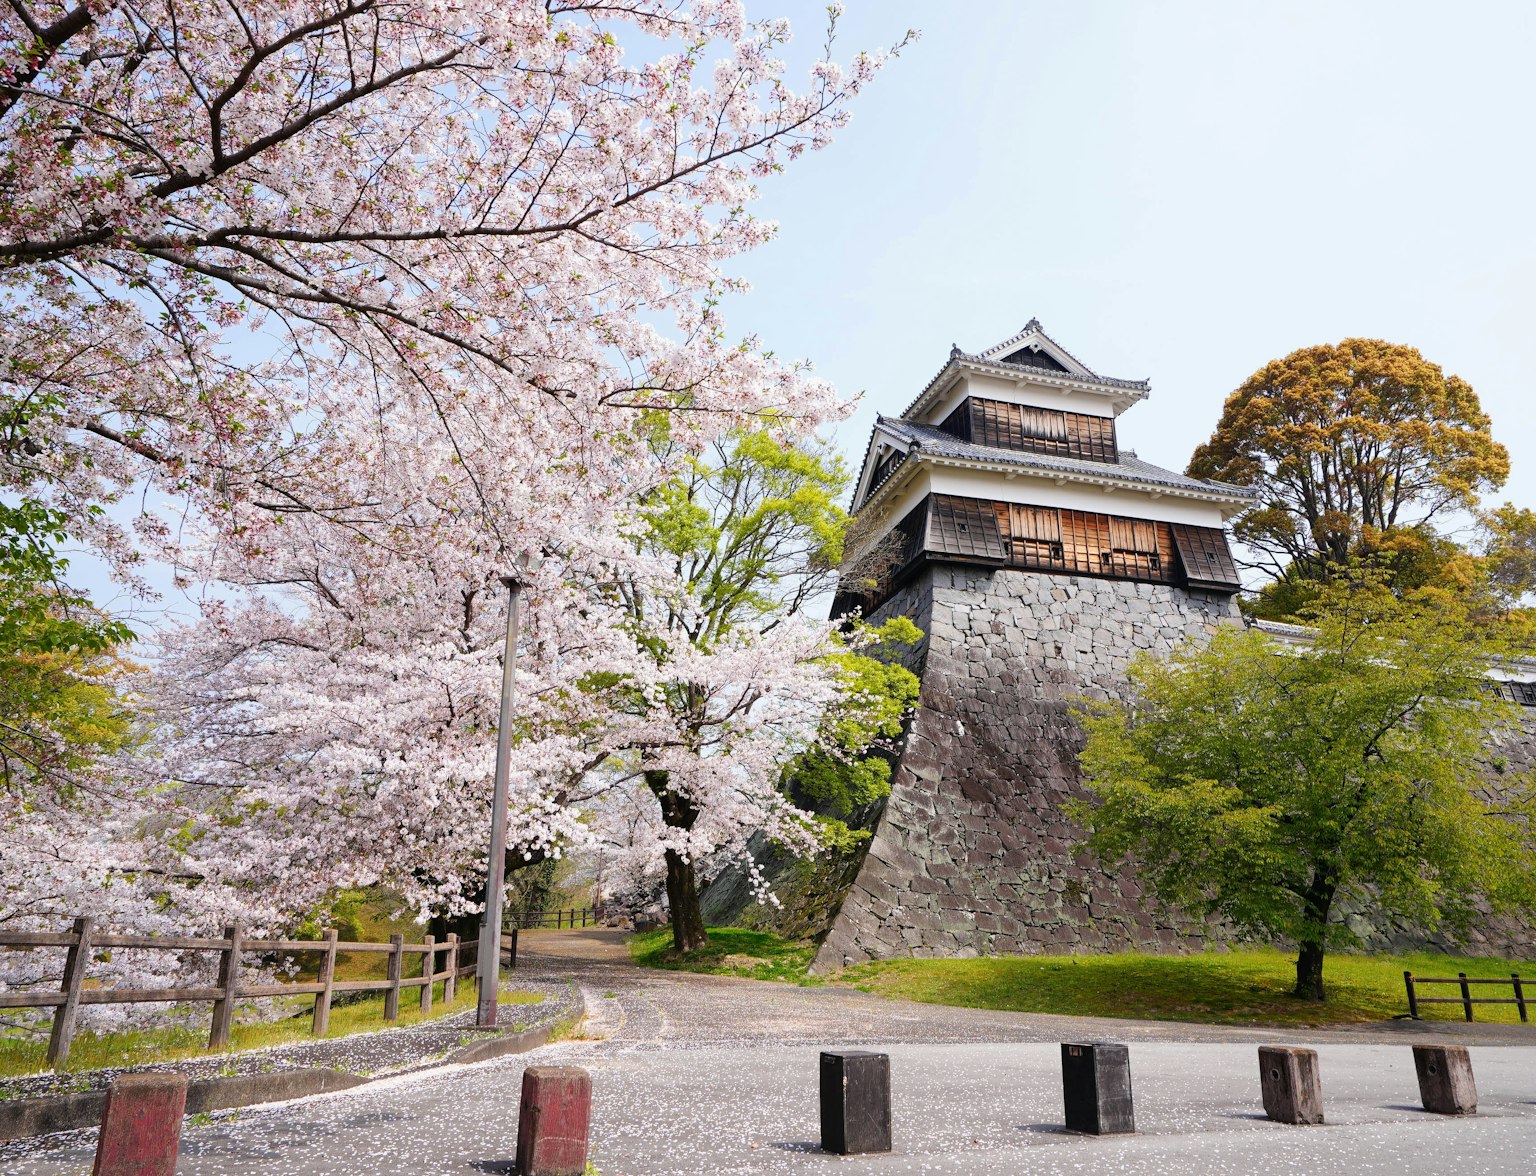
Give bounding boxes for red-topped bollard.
[516,1066,592,1176]
[92,1072,187,1176]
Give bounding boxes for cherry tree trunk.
[1293,873,1336,1001]
[646,769,709,953]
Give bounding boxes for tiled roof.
[872,417,1259,501]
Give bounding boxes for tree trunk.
[1292,870,1336,1001]
[645,769,708,954]
[1294,940,1326,1001]
[428,846,549,943]
[663,846,708,953]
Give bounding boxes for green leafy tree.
[600,429,920,952]
[1480,503,1536,608]
[0,499,134,796]
[783,614,922,831]
[1070,580,1536,1001]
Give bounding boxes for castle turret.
[836,320,1254,618]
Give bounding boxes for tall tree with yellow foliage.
[1188,339,1509,583]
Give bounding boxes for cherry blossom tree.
[0,0,914,981]
[1,0,902,575]
[584,430,920,951]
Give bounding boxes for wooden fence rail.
[521,907,602,929]
[1403,970,1530,1022]
[0,918,509,1068]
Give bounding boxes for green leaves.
[1072,580,1536,987]
[0,497,135,798]
[785,616,921,831]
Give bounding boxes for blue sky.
[730,0,1535,528]
[77,1,1535,625]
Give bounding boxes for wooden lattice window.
[962,398,1118,463]
[1102,517,1163,578]
[996,503,1066,568]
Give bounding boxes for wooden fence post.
[1458,972,1474,1022]
[420,935,435,1015]
[508,926,518,971]
[46,915,94,1068]
[207,923,244,1050]
[312,929,338,1036]
[1514,974,1528,1024]
[384,933,403,1022]
[445,933,459,1004]
[1404,972,1419,1020]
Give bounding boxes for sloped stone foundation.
[811,566,1241,972]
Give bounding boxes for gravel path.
[4,930,1534,1175]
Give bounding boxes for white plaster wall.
[926,369,1122,425]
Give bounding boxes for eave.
[901,356,1151,423]
[852,449,1256,530]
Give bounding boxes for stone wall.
[812,565,1242,972]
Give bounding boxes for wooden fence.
[1404,970,1530,1022]
[521,907,602,929]
[0,918,519,1068]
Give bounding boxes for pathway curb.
[0,987,586,1143]
[0,1068,366,1142]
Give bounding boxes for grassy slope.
[842,949,1536,1027]
[629,927,821,986]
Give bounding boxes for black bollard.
[819,1050,892,1155]
[1258,1046,1324,1124]
[1413,1045,1477,1115]
[1061,1042,1135,1135]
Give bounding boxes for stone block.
[1413,1045,1477,1115]
[1061,1042,1135,1134]
[1258,1046,1324,1124]
[516,1066,592,1176]
[92,1073,187,1176]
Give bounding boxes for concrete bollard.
[1061,1042,1135,1135]
[515,1066,592,1176]
[1258,1046,1324,1124]
[1413,1045,1477,1115]
[91,1072,187,1176]
[819,1050,892,1155]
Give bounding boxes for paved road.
[6,930,1536,1175]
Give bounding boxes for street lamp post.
[476,556,536,1028]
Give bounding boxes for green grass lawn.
[841,948,1536,1028]
[629,925,1533,1028]
[0,982,548,1081]
[629,927,821,986]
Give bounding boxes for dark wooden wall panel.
[836,496,1242,618]
[1170,524,1242,591]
